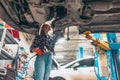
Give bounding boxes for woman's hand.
[34,48,44,56]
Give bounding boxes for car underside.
[0,0,120,35]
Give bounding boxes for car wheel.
[53,76,66,80]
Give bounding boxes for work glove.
[35,48,44,56]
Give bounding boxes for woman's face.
[42,24,51,34]
[44,25,51,31]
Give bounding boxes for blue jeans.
[34,53,52,80]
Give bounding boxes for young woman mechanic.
[30,23,55,80]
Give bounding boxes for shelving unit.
[0,49,14,60]
[0,27,19,80]
[0,28,18,60]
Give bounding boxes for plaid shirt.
[30,31,55,53]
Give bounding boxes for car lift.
[83,31,120,80]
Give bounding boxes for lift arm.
[83,31,110,50]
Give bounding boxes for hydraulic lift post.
[84,31,109,80]
[83,31,120,80]
[106,33,120,80]
[93,33,107,80]
[76,47,84,59]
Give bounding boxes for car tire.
[53,76,66,80]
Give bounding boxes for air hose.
[16,54,36,80]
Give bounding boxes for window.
[66,58,94,68]
[79,58,94,67]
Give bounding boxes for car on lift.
[50,57,97,80]
[0,0,120,35]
